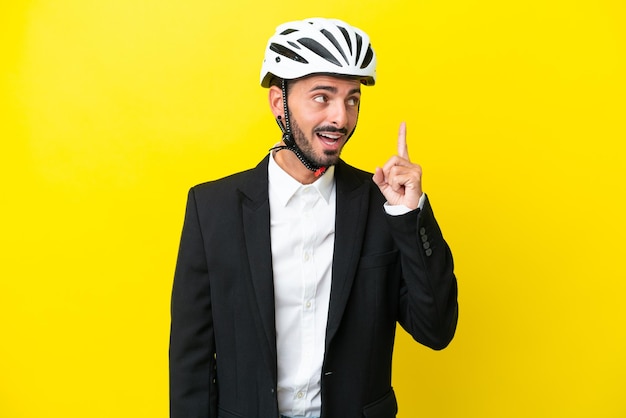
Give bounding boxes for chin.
[319,156,341,167]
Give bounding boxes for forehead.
[290,74,362,93]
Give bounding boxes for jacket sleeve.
[386,195,459,350]
[169,187,217,417]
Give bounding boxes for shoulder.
[192,167,254,193]
[335,159,386,205]
[335,159,373,179]
[334,159,378,192]
[190,156,269,199]
[335,159,380,191]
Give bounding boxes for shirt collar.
[268,151,335,207]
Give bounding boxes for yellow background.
[1,1,625,417]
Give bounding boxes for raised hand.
[372,122,423,210]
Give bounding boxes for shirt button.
[304,253,310,261]
[297,391,304,399]
[306,301,312,308]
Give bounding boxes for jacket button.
[425,248,433,257]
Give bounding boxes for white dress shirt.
[269,152,335,417]
[268,152,425,417]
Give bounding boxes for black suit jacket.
[170,156,458,418]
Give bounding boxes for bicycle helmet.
[260,17,376,87]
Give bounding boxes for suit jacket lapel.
[238,155,277,377]
[325,160,371,349]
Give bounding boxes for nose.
[329,101,349,128]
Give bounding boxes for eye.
[313,95,327,103]
[347,97,360,106]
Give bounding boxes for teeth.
[319,133,340,140]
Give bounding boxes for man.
[170,17,458,418]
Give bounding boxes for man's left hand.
[372,122,423,210]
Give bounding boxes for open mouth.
[317,132,342,145]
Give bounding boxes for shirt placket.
[293,186,319,415]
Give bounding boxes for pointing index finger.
[397,121,409,160]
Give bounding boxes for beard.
[289,115,352,167]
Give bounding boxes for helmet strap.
[269,79,328,178]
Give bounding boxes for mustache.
[314,126,348,135]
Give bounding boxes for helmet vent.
[287,41,301,50]
[355,34,363,65]
[270,43,309,63]
[280,29,298,35]
[321,29,349,65]
[298,37,342,67]
[338,27,352,54]
[361,46,374,69]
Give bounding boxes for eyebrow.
[309,85,361,96]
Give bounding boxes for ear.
[268,86,284,118]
